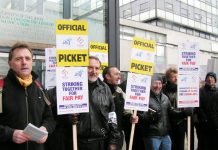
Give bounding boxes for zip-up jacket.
[77,78,120,145]
[139,91,184,137]
[0,69,55,150]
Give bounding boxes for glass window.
[122,0,131,5]
[165,2,173,12]
[135,29,145,39]
[211,0,216,6]
[194,30,200,36]
[123,26,134,40]
[71,0,106,42]
[181,8,188,16]
[156,45,165,57]
[194,13,201,21]
[0,0,63,18]
[156,34,166,43]
[157,21,164,27]
[212,16,217,27]
[206,0,211,4]
[205,34,210,39]
[210,35,216,40]
[165,23,172,29]
[123,9,132,18]
[173,25,180,31]
[187,28,194,35]
[180,27,187,33]
[200,32,206,38]
[140,2,149,12]
[207,17,212,25]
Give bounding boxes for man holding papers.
[0,42,55,150]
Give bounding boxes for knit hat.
[151,74,163,83]
[205,72,217,83]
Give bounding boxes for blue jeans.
[143,135,172,150]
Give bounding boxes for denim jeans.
[143,135,172,150]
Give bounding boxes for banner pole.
[128,110,137,150]
[187,116,191,150]
[72,124,78,150]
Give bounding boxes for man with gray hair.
[76,56,120,150]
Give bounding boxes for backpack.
[0,79,51,113]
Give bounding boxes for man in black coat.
[162,68,193,150]
[46,56,120,150]
[0,42,55,150]
[102,66,138,150]
[194,72,218,150]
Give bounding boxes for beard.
[166,81,177,92]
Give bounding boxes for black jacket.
[45,87,73,150]
[104,82,132,131]
[0,69,55,150]
[163,82,191,125]
[77,78,120,145]
[194,85,218,129]
[139,91,184,137]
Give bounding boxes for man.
[102,66,138,150]
[0,42,55,150]
[76,56,120,150]
[139,74,186,150]
[194,72,218,150]
[162,67,192,150]
[120,79,144,150]
[45,87,73,150]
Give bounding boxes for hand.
[36,126,48,144]
[130,115,139,124]
[13,130,31,144]
[108,144,117,150]
[183,108,193,117]
[148,109,161,122]
[71,113,79,124]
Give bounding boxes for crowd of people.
[0,42,218,150]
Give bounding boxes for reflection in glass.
[71,0,106,42]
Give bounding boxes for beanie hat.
[151,74,163,83]
[205,72,217,83]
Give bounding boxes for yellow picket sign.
[56,50,89,67]
[132,37,156,52]
[130,59,154,76]
[56,20,88,35]
[89,42,108,53]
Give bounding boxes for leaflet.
[23,123,48,142]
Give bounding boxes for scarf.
[17,75,33,88]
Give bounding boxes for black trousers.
[170,121,186,150]
[195,123,218,150]
[78,139,108,150]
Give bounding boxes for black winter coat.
[194,85,218,129]
[139,91,184,137]
[0,69,55,150]
[77,79,120,145]
[45,87,73,150]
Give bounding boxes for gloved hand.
[182,108,193,117]
[71,113,79,124]
[147,109,161,123]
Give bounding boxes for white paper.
[23,123,48,142]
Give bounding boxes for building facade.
[119,0,218,81]
[0,0,120,83]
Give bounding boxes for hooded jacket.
[0,69,55,150]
